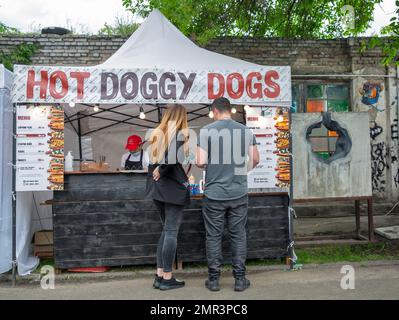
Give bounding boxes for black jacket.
[145,138,190,206]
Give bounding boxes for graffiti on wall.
[371,142,387,193]
[392,118,398,141]
[392,116,399,192]
[391,145,398,164]
[392,117,399,164]
[360,82,384,112]
[370,122,383,140]
[395,169,399,188]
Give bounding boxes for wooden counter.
[52,172,290,269]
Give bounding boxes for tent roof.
[12,9,291,106]
[99,9,260,70]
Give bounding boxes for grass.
[34,258,54,274]
[33,241,399,273]
[293,242,399,264]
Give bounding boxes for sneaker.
[234,277,250,292]
[205,278,220,292]
[159,277,185,291]
[153,275,163,289]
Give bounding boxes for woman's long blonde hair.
[149,104,189,163]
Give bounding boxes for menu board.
[246,106,290,190]
[16,105,64,191]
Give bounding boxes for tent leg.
[12,104,17,287]
[11,192,17,287]
[77,112,82,159]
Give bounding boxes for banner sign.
[246,106,290,189]
[16,105,64,191]
[12,65,291,105]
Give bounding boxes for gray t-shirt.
[198,119,256,200]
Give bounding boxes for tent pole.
[157,104,162,123]
[77,111,83,159]
[11,103,17,287]
[287,106,295,270]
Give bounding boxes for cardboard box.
[34,231,53,245]
[34,231,53,258]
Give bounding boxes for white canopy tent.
[5,9,293,280]
[12,8,291,168]
[100,9,260,69]
[12,9,291,106]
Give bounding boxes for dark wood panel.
[54,223,163,237]
[52,200,206,214]
[55,256,156,269]
[53,200,157,214]
[178,227,287,240]
[54,233,161,248]
[54,212,287,228]
[54,211,161,225]
[54,222,162,236]
[54,244,158,260]
[65,173,147,185]
[52,173,290,268]
[54,188,148,201]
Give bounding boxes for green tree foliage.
[362,1,399,65]
[122,0,382,43]
[0,44,39,71]
[0,22,38,71]
[98,16,139,36]
[0,22,19,34]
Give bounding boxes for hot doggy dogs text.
[23,68,282,103]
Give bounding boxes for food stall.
[10,10,294,273]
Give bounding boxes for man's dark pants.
[202,195,248,279]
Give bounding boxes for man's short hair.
[211,97,231,112]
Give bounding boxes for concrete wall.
[1,34,398,202]
[292,112,372,200]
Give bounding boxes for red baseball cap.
[125,135,142,152]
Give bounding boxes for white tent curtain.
[0,65,13,274]
[1,65,47,275]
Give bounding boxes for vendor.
[121,134,149,170]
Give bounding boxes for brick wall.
[0,34,387,74]
[1,34,397,203]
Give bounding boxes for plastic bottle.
[188,175,196,195]
[65,151,74,172]
[199,171,206,193]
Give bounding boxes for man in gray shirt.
[197,97,259,292]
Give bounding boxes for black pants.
[202,195,248,279]
[154,200,184,273]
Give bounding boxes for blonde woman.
[146,104,190,291]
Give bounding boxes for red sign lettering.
[226,73,244,99]
[49,71,68,99]
[70,72,90,99]
[207,70,281,101]
[264,70,280,98]
[208,73,225,99]
[27,70,48,99]
[246,72,262,99]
